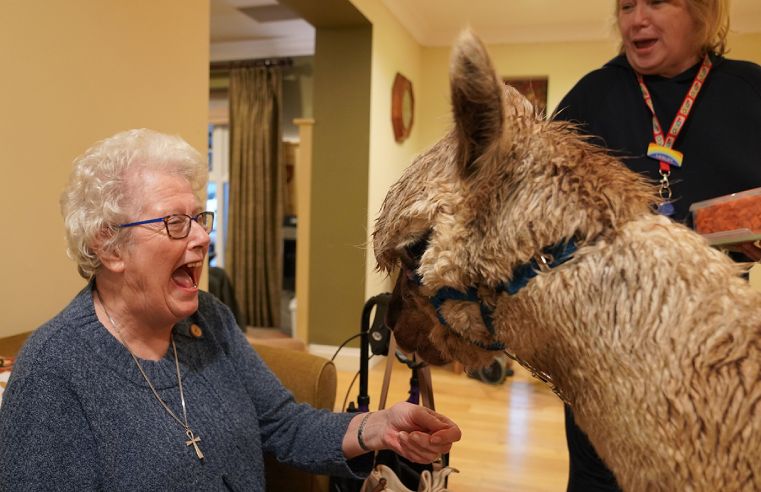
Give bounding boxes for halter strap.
[420,238,578,350]
[498,240,578,295]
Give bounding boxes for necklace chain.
[95,290,204,461]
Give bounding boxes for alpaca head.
[373,31,654,368]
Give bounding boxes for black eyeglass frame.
[118,211,214,239]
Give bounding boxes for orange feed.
[693,194,761,234]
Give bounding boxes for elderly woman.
[0,129,460,489]
[554,0,761,490]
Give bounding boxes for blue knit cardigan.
[0,284,365,490]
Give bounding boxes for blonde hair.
[689,0,730,56]
[616,0,730,56]
[60,129,207,279]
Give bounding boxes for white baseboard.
[309,344,385,373]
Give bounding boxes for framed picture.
[503,77,549,118]
[391,72,414,143]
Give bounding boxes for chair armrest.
[248,341,337,492]
[0,332,32,357]
[248,341,337,411]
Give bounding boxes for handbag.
[360,463,458,492]
[359,335,458,492]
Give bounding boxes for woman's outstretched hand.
[342,402,461,463]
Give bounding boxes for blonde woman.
[554,0,761,490]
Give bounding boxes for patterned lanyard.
[636,54,712,215]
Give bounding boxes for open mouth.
[633,38,657,50]
[171,260,203,289]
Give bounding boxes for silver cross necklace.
[95,290,205,461]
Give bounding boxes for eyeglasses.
[119,211,214,239]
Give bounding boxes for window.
[207,124,229,267]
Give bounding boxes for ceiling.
[210,0,315,61]
[210,0,761,61]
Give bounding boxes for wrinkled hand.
[343,402,461,463]
[381,402,461,463]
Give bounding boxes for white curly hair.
[60,128,208,279]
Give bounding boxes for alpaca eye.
[400,233,431,270]
[398,249,418,271]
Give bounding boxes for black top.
[554,54,761,223]
[554,53,761,492]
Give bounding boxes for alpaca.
[372,31,761,491]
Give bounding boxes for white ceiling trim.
[210,34,315,61]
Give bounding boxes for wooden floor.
[336,358,569,492]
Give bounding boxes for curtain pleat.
[227,66,283,328]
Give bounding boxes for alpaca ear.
[450,30,505,174]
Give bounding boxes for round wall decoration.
[391,72,414,143]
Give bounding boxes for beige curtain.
[227,66,283,328]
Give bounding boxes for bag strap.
[372,334,454,489]
[378,333,396,411]
[378,333,435,412]
[418,364,435,410]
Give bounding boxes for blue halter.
[419,239,578,351]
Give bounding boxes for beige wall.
[308,25,373,346]
[0,1,209,338]
[418,39,618,148]
[349,0,425,300]
[728,31,761,63]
